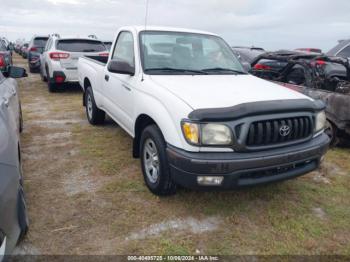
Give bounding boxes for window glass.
[139,31,244,74]
[338,46,350,58]
[34,37,49,48]
[112,32,135,66]
[57,40,106,52]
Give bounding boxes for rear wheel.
[85,87,105,125]
[140,125,176,196]
[46,68,57,92]
[40,67,47,82]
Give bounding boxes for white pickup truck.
[78,26,330,195]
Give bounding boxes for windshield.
[34,37,49,47]
[139,31,245,75]
[56,39,106,52]
[103,42,112,50]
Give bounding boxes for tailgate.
[60,52,104,69]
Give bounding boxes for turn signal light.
[182,122,199,145]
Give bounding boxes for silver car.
[0,66,28,258]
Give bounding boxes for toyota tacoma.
[78,26,330,195]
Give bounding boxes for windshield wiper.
[144,67,208,75]
[202,67,247,74]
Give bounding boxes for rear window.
[0,41,6,51]
[34,37,49,47]
[56,40,106,52]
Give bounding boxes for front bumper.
[167,133,329,189]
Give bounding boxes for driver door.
[103,31,136,132]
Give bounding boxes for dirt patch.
[312,207,327,220]
[126,216,221,241]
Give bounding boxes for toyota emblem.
[279,125,291,137]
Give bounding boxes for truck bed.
[84,55,108,64]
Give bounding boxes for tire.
[48,81,57,92]
[17,158,28,243]
[19,104,23,133]
[40,68,47,82]
[140,125,176,196]
[46,68,57,92]
[29,67,35,73]
[85,87,105,125]
[17,187,29,243]
[325,120,340,147]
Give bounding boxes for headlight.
[201,123,232,145]
[315,111,326,133]
[181,121,232,146]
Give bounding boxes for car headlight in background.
[182,121,232,146]
[315,111,326,133]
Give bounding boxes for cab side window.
[112,32,135,67]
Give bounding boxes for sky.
[1,0,350,52]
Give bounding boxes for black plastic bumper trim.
[166,133,329,189]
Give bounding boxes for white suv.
[40,35,108,92]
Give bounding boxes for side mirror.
[8,66,28,78]
[108,60,135,76]
[242,61,251,72]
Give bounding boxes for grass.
[15,53,350,255]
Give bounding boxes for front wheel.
[85,87,105,125]
[325,120,339,147]
[140,125,176,196]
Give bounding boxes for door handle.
[105,75,109,81]
[122,84,131,91]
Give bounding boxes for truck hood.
[149,74,311,110]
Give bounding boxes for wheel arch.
[133,114,157,158]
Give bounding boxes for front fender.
[133,90,199,152]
